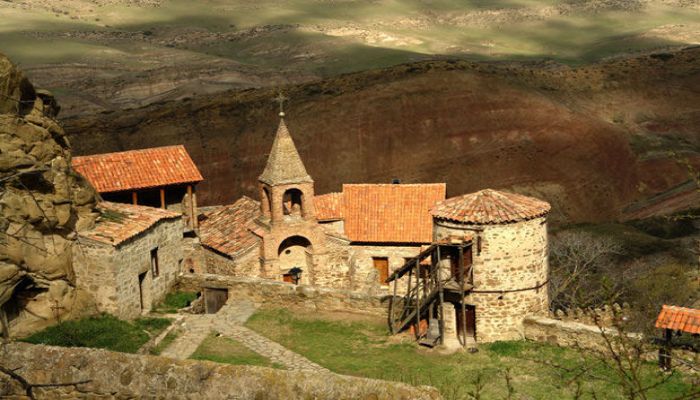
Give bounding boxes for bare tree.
[549,231,623,311]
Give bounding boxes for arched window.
[262,186,272,216]
[282,188,304,217]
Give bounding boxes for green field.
[243,307,695,399]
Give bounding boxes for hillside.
[1,0,698,115]
[64,47,700,225]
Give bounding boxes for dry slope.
[64,47,700,225]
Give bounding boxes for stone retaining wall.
[0,343,441,399]
[523,315,619,351]
[177,273,396,316]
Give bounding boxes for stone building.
[193,116,552,344]
[430,189,551,342]
[72,145,203,232]
[72,202,183,319]
[194,119,445,292]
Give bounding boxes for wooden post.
[437,246,445,344]
[132,191,138,205]
[187,185,195,230]
[391,276,398,334]
[160,188,166,209]
[416,260,421,339]
[660,328,673,369]
[460,246,467,347]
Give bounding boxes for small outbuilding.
[72,202,183,319]
[72,145,203,232]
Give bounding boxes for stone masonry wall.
[434,217,549,342]
[0,343,441,399]
[525,316,700,368]
[73,218,183,319]
[177,273,395,317]
[72,241,118,315]
[349,244,423,295]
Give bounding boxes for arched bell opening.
[282,188,304,218]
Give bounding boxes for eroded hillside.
[64,47,700,225]
[1,0,698,115]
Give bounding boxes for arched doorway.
[278,236,312,281]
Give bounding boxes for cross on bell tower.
[274,92,288,118]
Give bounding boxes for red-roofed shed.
[72,145,203,231]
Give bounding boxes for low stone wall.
[0,343,441,399]
[523,315,618,351]
[177,273,396,316]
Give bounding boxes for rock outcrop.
[0,54,100,337]
[0,342,442,399]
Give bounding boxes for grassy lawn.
[20,314,172,354]
[152,290,198,314]
[245,307,694,399]
[189,332,284,369]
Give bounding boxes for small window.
[151,248,159,277]
[373,257,389,287]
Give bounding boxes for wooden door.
[205,288,228,314]
[373,258,389,286]
[282,274,294,283]
[456,305,476,339]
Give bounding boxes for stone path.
[160,300,329,373]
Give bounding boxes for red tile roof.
[72,145,203,193]
[314,192,344,221]
[343,184,446,243]
[430,189,550,224]
[81,202,181,246]
[199,196,261,258]
[655,305,700,334]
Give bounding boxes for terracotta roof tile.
[343,184,446,243]
[430,189,550,224]
[199,196,261,258]
[314,192,344,221]
[72,145,203,193]
[656,305,700,334]
[80,202,181,246]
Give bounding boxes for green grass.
[21,314,171,354]
[189,332,284,369]
[149,328,180,356]
[152,291,198,313]
[245,307,695,399]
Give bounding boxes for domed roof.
[429,189,550,224]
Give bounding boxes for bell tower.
[257,97,327,283]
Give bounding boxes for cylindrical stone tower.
[430,189,551,342]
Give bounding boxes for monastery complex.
[68,116,553,345]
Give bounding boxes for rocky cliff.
[0,54,100,337]
[65,47,700,225]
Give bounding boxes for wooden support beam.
[132,191,138,205]
[160,188,166,209]
[415,260,421,339]
[187,185,195,230]
[460,246,467,347]
[437,246,445,345]
[390,276,398,334]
